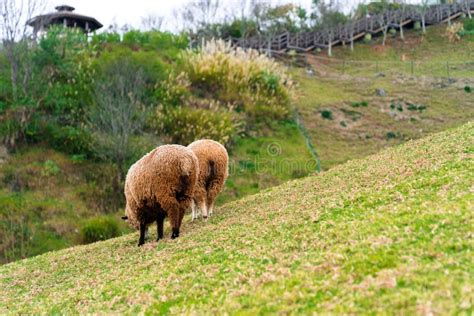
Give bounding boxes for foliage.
[462,18,474,32]
[351,101,368,108]
[87,59,147,180]
[320,109,333,120]
[43,123,93,157]
[446,22,463,42]
[33,26,94,124]
[181,40,292,124]
[80,216,121,244]
[153,106,237,146]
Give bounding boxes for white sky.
[45,0,424,32]
[45,0,315,31]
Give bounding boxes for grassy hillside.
[294,23,474,170]
[1,122,472,314]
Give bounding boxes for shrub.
[153,106,238,146]
[386,131,397,139]
[351,101,368,108]
[320,110,333,120]
[364,33,372,43]
[181,40,292,123]
[465,86,472,93]
[41,160,60,177]
[446,23,463,42]
[80,216,120,244]
[407,103,427,112]
[463,18,474,32]
[44,123,93,157]
[155,72,191,106]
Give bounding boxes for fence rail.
[221,0,474,55]
[304,55,474,78]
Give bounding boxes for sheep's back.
[125,145,199,208]
[188,139,229,185]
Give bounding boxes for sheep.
[122,144,199,246]
[187,139,229,220]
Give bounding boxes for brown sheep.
[188,139,229,220]
[122,145,198,246]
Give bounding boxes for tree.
[0,0,45,102]
[176,0,222,35]
[88,60,146,187]
[461,0,472,19]
[417,0,431,34]
[141,14,164,31]
[377,9,392,45]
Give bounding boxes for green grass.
[329,23,474,78]
[0,147,131,264]
[0,121,314,263]
[1,122,472,314]
[294,23,474,170]
[219,120,316,204]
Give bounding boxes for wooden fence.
[223,0,474,55]
[304,55,474,78]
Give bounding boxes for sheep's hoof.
[171,228,180,239]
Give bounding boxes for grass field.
[293,22,474,170]
[328,23,474,78]
[1,122,472,314]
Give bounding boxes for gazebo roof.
[27,5,103,32]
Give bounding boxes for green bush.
[80,216,120,244]
[351,101,368,108]
[44,123,93,157]
[465,86,472,93]
[320,110,333,120]
[181,40,292,123]
[463,18,474,32]
[91,32,121,45]
[364,33,372,43]
[386,131,397,139]
[41,160,60,177]
[153,106,238,146]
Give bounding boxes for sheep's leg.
[171,227,180,239]
[208,202,214,217]
[198,201,208,220]
[156,215,164,241]
[191,200,197,221]
[138,222,146,246]
[168,206,181,239]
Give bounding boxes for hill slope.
[1,122,473,314]
[294,23,474,170]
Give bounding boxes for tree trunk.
[382,28,388,46]
[422,16,426,34]
[5,43,19,102]
[400,21,404,40]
